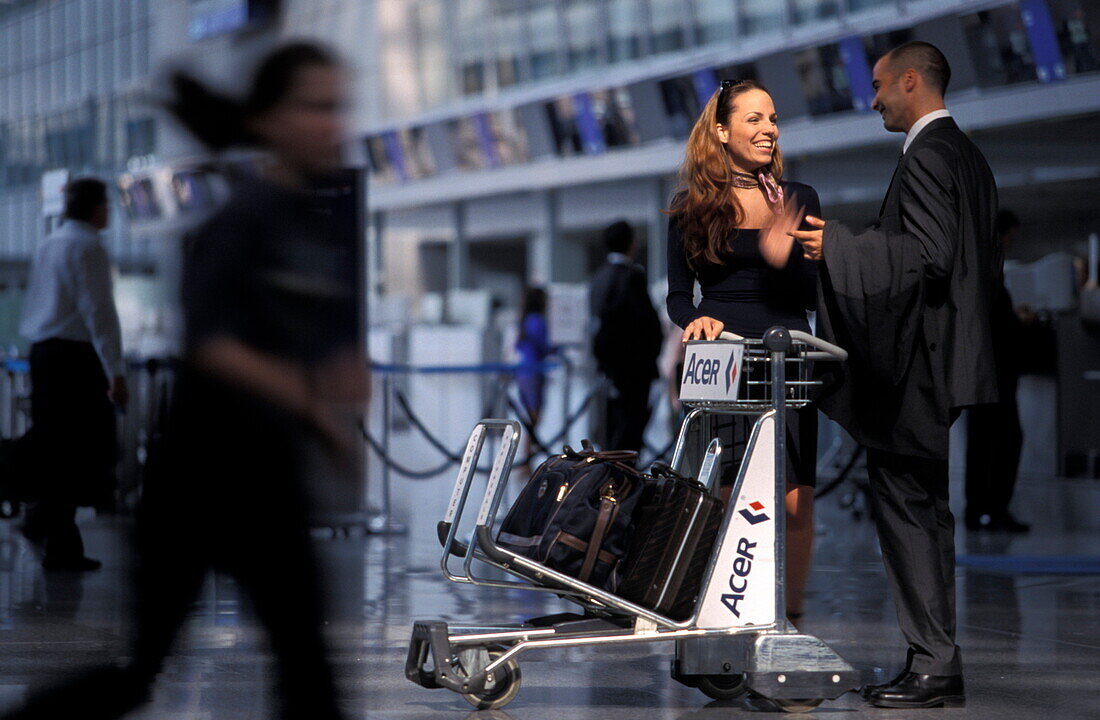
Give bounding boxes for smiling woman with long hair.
[665,79,821,620]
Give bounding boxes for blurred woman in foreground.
[3,42,366,720]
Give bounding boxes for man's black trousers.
[27,339,117,561]
[605,377,652,455]
[866,447,962,676]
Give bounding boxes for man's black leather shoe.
[987,513,1031,533]
[42,555,102,572]
[859,668,909,700]
[866,671,965,708]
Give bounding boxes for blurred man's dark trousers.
[606,377,652,455]
[26,339,116,563]
[965,391,1022,526]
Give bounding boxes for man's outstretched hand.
[789,216,827,261]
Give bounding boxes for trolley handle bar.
[717,329,847,361]
[788,330,848,361]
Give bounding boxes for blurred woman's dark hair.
[166,41,338,151]
[521,287,548,318]
[64,177,108,221]
[518,287,548,340]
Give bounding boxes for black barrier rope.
[393,390,464,463]
[504,388,599,456]
[359,384,599,480]
[359,423,458,480]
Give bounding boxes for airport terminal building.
[0,2,1099,718]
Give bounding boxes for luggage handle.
[564,439,639,463]
[698,438,722,494]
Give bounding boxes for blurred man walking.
[19,177,126,571]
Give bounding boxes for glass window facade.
[413,0,452,106]
[492,1,527,88]
[963,6,1039,87]
[794,44,855,116]
[565,0,602,71]
[862,28,913,66]
[529,0,561,80]
[650,0,686,53]
[659,74,704,138]
[741,0,784,36]
[0,0,154,191]
[607,0,644,62]
[693,0,737,47]
[1050,0,1100,75]
[790,0,839,26]
[848,0,895,12]
[457,0,490,94]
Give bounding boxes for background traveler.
[590,220,663,455]
[18,177,126,572]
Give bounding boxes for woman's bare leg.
[785,483,815,618]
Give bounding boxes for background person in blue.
[665,79,820,621]
[515,286,552,469]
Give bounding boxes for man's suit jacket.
[590,260,663,384]
[816,117,1002,459]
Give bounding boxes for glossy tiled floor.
[0,472,1098,720]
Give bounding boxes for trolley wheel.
[772,698,823,713]
[460,650,521,710]
[697,673,748,701]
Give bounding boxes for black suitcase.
[616,464,724,620]
[496,441,644,590]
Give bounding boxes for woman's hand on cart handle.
[682,316,725,342]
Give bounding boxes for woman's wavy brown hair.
[668,80,783,269]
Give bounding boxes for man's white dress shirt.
[903,109,953,154]
[19,219,124,378]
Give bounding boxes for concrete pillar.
[368,210,385,297]
[648,176,669,281]
[448,201,470,290]
[528,189,557,286]
[366,209,385,331]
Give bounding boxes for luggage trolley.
[405,326,857,712]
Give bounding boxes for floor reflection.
[0,478,1095,719]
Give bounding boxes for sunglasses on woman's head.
[717,79,746,120]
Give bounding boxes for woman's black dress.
[666,181,821,487]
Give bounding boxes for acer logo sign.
[683,349,739,393]
[739,500,770,525]
[683,355,721,386]
[720,537,757,617]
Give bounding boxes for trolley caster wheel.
[772,698,823,713]
[697,673,748,701]
[459,650,521,710]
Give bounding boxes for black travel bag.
[616,462,724,620]
[496,441,644,591]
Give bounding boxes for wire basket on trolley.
[680,334,827,413]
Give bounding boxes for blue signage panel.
[838,37,875,112]
[382,131,407,183]
[573,93,606,155]
[472,113,500,169]
[692,68,719,108]
[1019,0,1066,82]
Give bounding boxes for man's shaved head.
[885,41,951,96]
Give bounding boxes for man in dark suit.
[589,221,663,454]
[790,42,1001,708]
